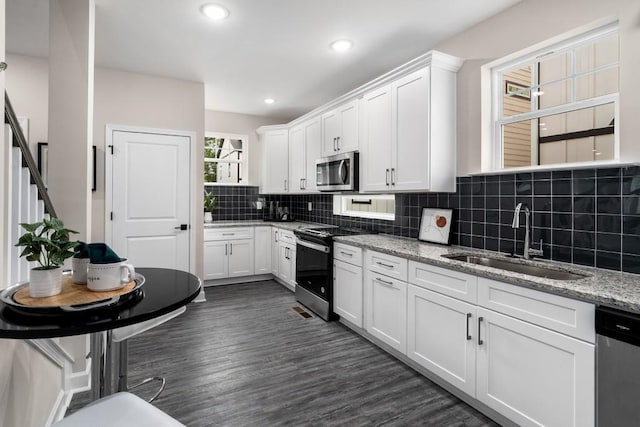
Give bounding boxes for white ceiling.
[7,0,521,121]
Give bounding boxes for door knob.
[174,224,188,230]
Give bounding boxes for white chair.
[53,392,185,427]
[111,306,186,402]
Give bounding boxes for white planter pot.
[29,267,63,297]
[204,212,213,223]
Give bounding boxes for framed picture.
[37,142,48,188]
[505,81,531,100]
[418,208,453,245]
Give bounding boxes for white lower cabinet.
[476,307,594,427]
[356,248,595,427]
[407,285,477,396]
[271,228,280,276]
[254,226,271,274]
[278,242,296,291]
[365,269,407,354]
[203,228,254,281]
[334,259,363,327]
[204,238,254,280]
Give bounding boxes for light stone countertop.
[335,234,640,314]
[204,220,336,232]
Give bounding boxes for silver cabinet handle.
[300,178,303,190]
[385,169,390,186]
[466,313,472,340]
[478,316,484,345]
[230,243,233,256]
[333,137,337,151]
[303,178,306,189]
[225,243,228,256]
[340,251,353,257]
[376,261,394,269]
[222,233,234,236]
[284,179,288,191]
[336,136,341,150]
[275,231,278,243]
[391,168,396,185]
[375,277,395,288]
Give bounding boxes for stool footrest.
[127,376,166,403]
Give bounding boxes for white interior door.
[110,129,191,271]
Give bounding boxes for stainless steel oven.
[315,151,358,192]
[294,229,334,321]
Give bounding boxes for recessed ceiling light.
[264,98,275,105]
[330,40,353,52]
[201,4,229,21]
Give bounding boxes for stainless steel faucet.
[512,203,544,260]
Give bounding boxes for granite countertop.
[335,234,640,314]
[204,220,336,232]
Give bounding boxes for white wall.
[92,67,205,277]
[205,110,284,186]
[5,54,48,155]
[435,0,640,174]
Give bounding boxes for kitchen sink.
[442,254,587,280]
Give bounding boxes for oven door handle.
[296,238,330,253]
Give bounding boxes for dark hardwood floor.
[70,281,499,426]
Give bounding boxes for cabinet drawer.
[277,229,296,245]
[478,277,595,343]
[366,250,407,282]
[204,227,254,241]
[408,261,477,304]
[334,243,362,266]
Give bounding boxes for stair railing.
[4,91,57,218]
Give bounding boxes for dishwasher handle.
[596,306,640,347]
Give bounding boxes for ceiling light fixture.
[201,3,229,21]
[264,98,275,105]
[330,39,353,52]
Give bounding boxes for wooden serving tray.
[0,273,145,316]
[14,276,136,308]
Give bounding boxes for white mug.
[72,257,90,284]
[87,260,136,292]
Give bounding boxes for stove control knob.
[321,286,325,294]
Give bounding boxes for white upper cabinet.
[260,128,289,194]
[321,100,359,157]
[289,118,321,193]
[361,62,458,193]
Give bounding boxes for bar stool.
[53,392,185,426]
[111,306,186,402]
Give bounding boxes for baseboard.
[204,274,273,287]
[50,355,92,425]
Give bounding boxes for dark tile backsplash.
[209,165,640,274]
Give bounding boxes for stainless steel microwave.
[316,151,359,192]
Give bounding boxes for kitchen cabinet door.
[337,100,359,153]
[476,308,594,427]
[360,85,392,192]
[254,227,271,275]
[228,239,254,278]
[289,125,305,193]
[392,68,431,191]
[304,119,321,192]
[261,129,289,193]
[365,269,407,354]
[278,243,296,291]
[334,259,363,328]
[407,285,476,396]
[321,109,340,157]
[321,100,359,157]
[271,228,279,276]
[203,240,228,280]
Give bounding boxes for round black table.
[0,268,201,400]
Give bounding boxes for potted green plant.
[15,218,79,297]
[204,190,217,223]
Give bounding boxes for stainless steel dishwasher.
[596,306,640,426]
